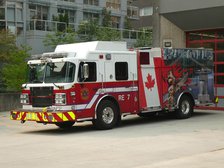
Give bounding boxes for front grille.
[30,87,53,107]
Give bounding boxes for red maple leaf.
[145,74,155,91]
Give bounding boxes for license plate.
[26,113,37,120]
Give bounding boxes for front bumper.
[10,110,76,123]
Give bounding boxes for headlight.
[20,93,29,104]
[55,93,66,105]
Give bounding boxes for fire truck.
[10,41,214,129]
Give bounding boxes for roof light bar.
[29,52,68,60]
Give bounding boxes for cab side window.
[78,62,97,82]
[115,62,128,80]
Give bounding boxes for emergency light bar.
[29,52,68,60]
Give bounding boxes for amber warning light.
[99,54,104,59]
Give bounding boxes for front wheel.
[175,95,193,119]
[93,100,120,130]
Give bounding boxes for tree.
[2,46,30,91]
[0,29,17,63]
[43,27,76,49]
[45,8,121,48]
[0,30,30,91]
[44,13,76,48]
[96,27,121,41]
[102,8,112,27]
[0,30,17,91]
[53,13,69,32]
[134,29,153,48]
[123,16,132,39]
[77,20,99,41]
[124,16,132,30]
[77,8,120,41]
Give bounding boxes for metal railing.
[27,19,151,40]
[27,19,69,32]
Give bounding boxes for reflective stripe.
[22,105,73,111]
[75,86,138,110]
[75,104,87,110]
[11,86,139,122]
[10,111,76,123]
[86,94,99,109]
[67,111,75,120]
[55,113,63,122]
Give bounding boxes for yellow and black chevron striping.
[10,111,76,123]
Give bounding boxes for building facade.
[0,0,140,54]
[129,0,224,109]
[150,0,224,109]
[131,0,224,109]
[130,0,153,30]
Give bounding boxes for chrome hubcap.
[181,100,190,114]
[102,107,114,124]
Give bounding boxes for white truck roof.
[29,41,134,62]
[55,41,128,53]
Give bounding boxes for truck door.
[104,57,138,114]
[104,61,114,82]
[138,51,161,110]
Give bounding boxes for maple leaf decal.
[145,74,155,91]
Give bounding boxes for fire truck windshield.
[28,62,76,83]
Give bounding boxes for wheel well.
[95,96,120,114]
[177,93,195,107]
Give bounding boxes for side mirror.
[83,63,89,79]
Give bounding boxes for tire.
[93,100,119,130]
[55,121,75,129]
[175,95,193,119]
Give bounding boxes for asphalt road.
[0,110,224,168]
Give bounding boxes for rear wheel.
[93,100,119,130]
[55,121,75,129]
[176,95,193,119]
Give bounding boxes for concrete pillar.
[152,0,160,47]
[160,16,186,48]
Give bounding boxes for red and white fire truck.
[10,41,214,129]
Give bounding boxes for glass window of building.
[0,1,5,6]
[29,4,48,20]
[17,8,23,22]
[140,7,153,16]
[83,12,99,21]
[0,21,5,29]
[61,0,75,2]
[6,1,16,22]
[0,8,5,19]
[84,0,99,6]
[111,16,120,28]
[106,0,121,11]
[29,4,49,31]
[7,8,15,21]
[58,8,75,23]
[16,2,23,22]
[6,1,15,8]
[127,6,139,19]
